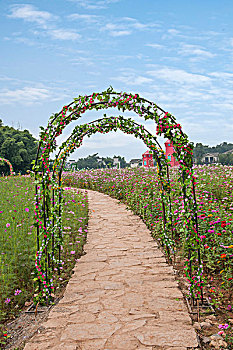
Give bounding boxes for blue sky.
[1,0,233,160]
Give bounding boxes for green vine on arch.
[0,157,13,175]
[33,87,202,302]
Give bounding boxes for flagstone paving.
[24,190,198,350]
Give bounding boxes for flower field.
[63,166,233,307]
[1,166,233,346]
[0,175,88,343]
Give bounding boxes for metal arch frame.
[33,88,202,303]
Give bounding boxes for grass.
[0,176,88,346]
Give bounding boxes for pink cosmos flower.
[6,223,10,228]
[218,323,229,330]
[70,251,75,254]
[14,289,22,296]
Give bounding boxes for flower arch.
[54,115,174,248]
[0,157,13,175]
[33,87,202,301]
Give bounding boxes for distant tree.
[219,153,233,165]
[0,121,38,174]
[75,154,129,169]
[212,142,233,154]
[193,143,209,164]
[76,153,101,169]
[102,156,113,168]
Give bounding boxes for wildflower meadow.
[0,175,88,344]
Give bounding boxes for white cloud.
[82,131,131,149]
[49,29,81,41]
[102,17,157,37]
[114,73,153,85]
[178,44,215,59]
[121,17,159,30]
[110,30,131,37]
[70,57,94,66]
[0,82,71,105]
[146,43,164,49]
[0,87,51,104]
[209,72,233,80]
[167,29,180,36]
[101,22,132,36]
[67,13,101,23]
[212,102,233,111]
[8,5,81,42]
[0,75,18,82]
[105,23,118,30]
[147,67,211,85]
[14,36,37,46]
[8,4,55,26]
[69,0,121,10]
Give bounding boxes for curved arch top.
[37,87,192,170]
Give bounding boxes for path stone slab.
[24,190,198,350]
[60,323,122,341]
[135,325,198,347]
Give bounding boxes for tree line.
[193,142,233,165]
[66,153,129,169]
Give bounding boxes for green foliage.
[76,153,102,169]
[74,153,129,169]
[212,141,233,154]
[0,120,38,174]
[219,152,233,165]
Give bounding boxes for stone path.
[24,190,198,350]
